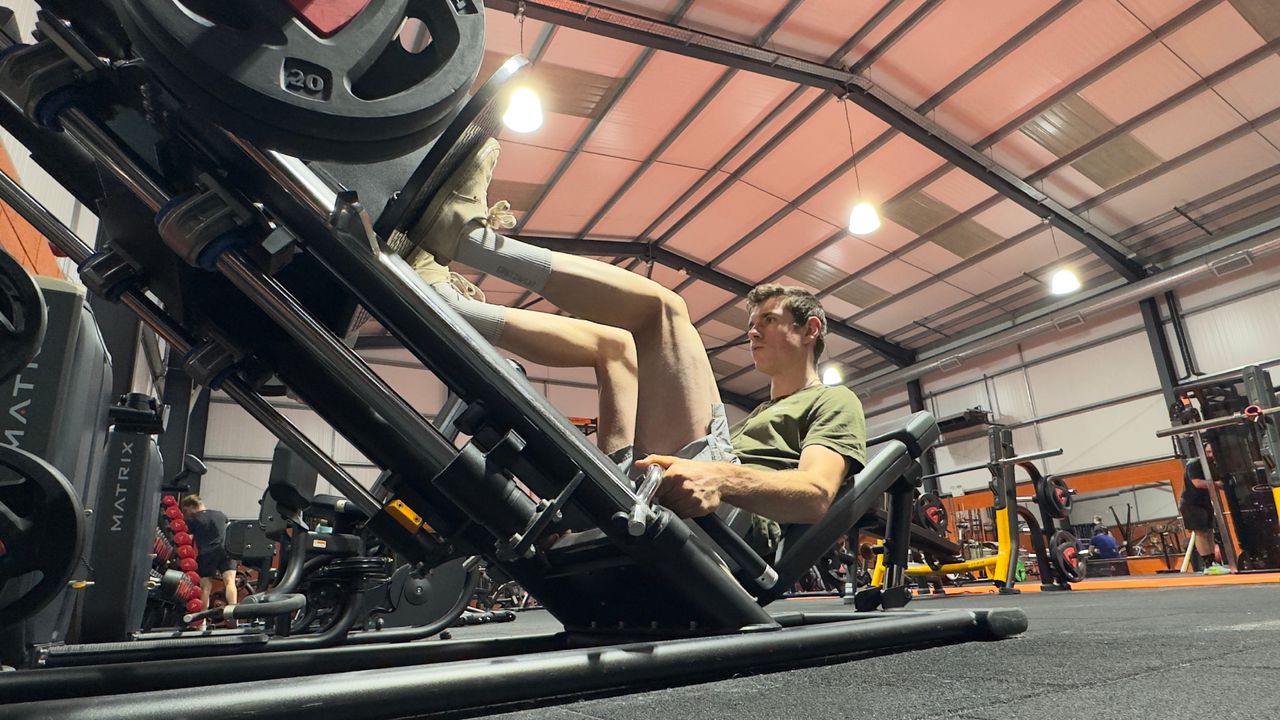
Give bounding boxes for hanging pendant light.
[1050,268,1081,295]
[503,3,543,134]
[848,201,881,235]
[503,87,543,133]
[841,98,878,236]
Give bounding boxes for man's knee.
[632,285,691,335]
[596,327,638,373]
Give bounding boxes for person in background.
[179,494,240,611]
[1090,525,1121,560]
[1180,442,1230,576]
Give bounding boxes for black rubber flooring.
[449,584,1280,720]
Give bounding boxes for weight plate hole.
[399,17,433,54]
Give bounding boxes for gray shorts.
[670,404,782,561]
[670,402,738,464]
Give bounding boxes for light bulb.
[848,200,880,235]
[1050,268,1081,295]
[503,87,543,133]
[821,366,843,385]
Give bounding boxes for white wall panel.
[1019,305,1145,364]
[897,243,1280,492]
[1036,394,1170,474]
[205,401,332,460]
[931,381,990,419]
[866,414,907,438]
[370,363,446,414]
[1025,332,1158,416]
[861,387,908,417]
[200,462,271,520]
[934,435,992,495]
[1175,250,1280,313]
[315,466,382,497]
[990,370,1034,422]
[1180,285,1280,374]
[331,431,373,465]
[919,344,1023,390]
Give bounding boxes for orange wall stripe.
[0,143,64,277]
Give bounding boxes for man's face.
[747,297,811,374]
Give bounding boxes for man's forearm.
[718,464,834,524]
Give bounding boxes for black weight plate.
[1047,477,1072,519]
[1051,530,1082,583]
[914,492,948,533]
[0,247,46,384]
[0,444,84,629]
[118,0,485,161]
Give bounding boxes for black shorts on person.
[1179,496,1214,532]
[1180,457,1215,533]
[197,549,237,578]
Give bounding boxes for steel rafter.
[488,0,1149,281]
[680,0,1230,389]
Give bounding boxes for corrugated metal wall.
[864,250,1280,503]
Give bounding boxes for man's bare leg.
[407,137,716,453]
[539,253,720,454]
[413,258,639,453]
[496,306,638,454]
[221,569,238,606]
[1193,530,1213,557]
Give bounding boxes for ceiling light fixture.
[503,87,543,133]
[842,98,880,236]
[1046,223,1080,295]
[1050,268,1081,295]
[503,2,543,133]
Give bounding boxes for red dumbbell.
[177,545,196,559]
[186,599,205,614]
[164,506,183,520]
[175,579,199,601]
[169,519,188,534]
[172,532,193,546]
[179,558,198,572]
[185,571,201,585]
[161,495,177,507]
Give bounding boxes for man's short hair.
[180,494,203,511]
[745,283,827,360]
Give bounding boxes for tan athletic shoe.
[412,251,487,302]
[407,137,510,265]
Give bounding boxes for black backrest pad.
[769,439,915,594]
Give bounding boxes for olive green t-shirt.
[729,384,867,474]
[729,384,866,560]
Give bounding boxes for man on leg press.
[406,138,867,558]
